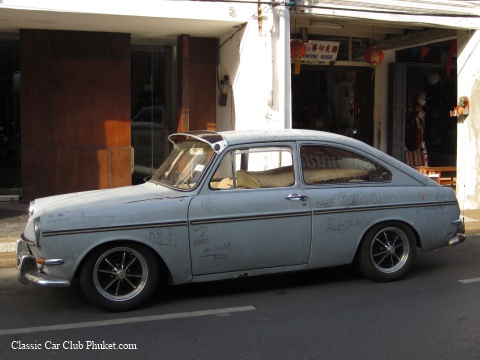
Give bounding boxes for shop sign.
[301,41,340,65]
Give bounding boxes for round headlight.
[29,201,35,217]
[33,217,41,247]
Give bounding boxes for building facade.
[0,0,479,208]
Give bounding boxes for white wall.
[216,6,290,131]
[456,30,480,210]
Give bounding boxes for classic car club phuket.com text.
[11,340,137,350]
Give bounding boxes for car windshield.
[150,139,215,190]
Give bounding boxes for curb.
[0,237,17,268]
[0,252,16,268]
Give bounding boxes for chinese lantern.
[364,43,384,67]
[290,40,306,74]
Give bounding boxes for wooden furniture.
[405,148,428,167]
[419,166,456,186]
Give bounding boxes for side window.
[210,147,294,190]
[300,145,392,184]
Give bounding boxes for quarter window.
[210,147,294,190]
[300,145,391,184]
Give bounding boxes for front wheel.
[80,243,159,311]
[358,223,416,282]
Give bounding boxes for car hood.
[24,183,194,239]
[32,182,190,217]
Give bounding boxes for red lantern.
[290,40,306,74]
[364,44,384,67]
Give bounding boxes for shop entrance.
[406,66,457,167]
[0,37,20,199]
[388,43,458,168]
[291,67,374,146]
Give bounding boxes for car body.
[17,129,465,311]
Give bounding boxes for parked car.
[17,129,465,311]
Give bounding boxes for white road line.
[459,278,480,284]
[0,306,256,336]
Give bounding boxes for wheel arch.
[354,219,421,262]
[73,239,174,284]
[355,219,420,282]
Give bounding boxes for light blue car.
[17,129,465,311]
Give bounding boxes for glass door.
[131,42,173,184]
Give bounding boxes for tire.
[80,243,159,311]
[358,223,416,282]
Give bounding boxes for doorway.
[0,37,20,199]
[388,41,458,166]
[406,66,457,166]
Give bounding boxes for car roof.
[219,129,348,145]
[175,129,354,145]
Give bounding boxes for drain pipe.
[272,5,291,129]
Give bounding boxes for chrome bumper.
[449,218,466,246]
[448,233,466,246]
[16,239,70,288]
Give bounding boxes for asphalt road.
[0,236,479,360]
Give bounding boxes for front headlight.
[33,217,41,248]
[29,201,35,218]
[22,215,41,247]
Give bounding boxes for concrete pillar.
[456,30,480,210]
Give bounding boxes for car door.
[188,144,312,276]
[299,143,393,268]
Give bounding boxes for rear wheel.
[358,223,416,282]
[80,243,159,311]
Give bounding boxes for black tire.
[358,222,416,282]
[80,243,159,311]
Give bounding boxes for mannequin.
[412,91,426,151]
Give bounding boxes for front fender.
[36,224,192,285]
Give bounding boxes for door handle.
[285,193,307,201]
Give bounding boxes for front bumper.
[16,238,70,287]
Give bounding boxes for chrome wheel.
[370,227,410,274]
[80,243,159,311]
[358,223,416,282]
[93,247,148,302]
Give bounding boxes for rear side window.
[300,145,391,184]
[210,147,294,190]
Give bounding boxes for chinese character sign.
[301,41,340,64]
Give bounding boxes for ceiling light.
[310,21,344,30]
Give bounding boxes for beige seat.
[236,166,294,189]
[303,168,368,184]
[216,177,234,189]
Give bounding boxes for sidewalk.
[0,200,29,268]
[1,200,480,268]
